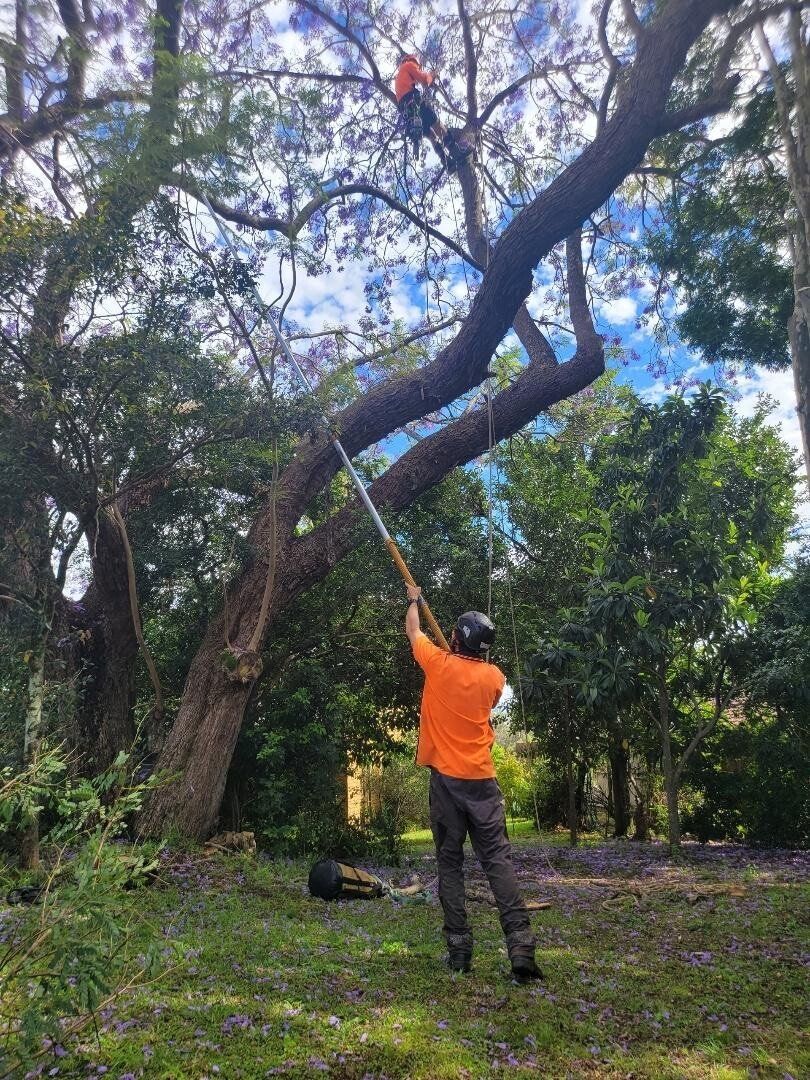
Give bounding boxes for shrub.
[682,712,810,847]
[0,747,167,1074]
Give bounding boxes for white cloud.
[598,295,637,326]
[733,366,804,462]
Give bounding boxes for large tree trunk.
[608,727,632,838]
[137,611,252,839]
[140,0,741,840]
[756,10,810,482]
[789,278,810,481]
[656,664,681,850]
[563,692,578,847]
[68,514,140,773]
[456,161,558,369]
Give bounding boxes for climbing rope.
[453,140,531,766]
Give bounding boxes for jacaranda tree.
[1,0,798,839]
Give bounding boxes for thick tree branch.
[754,20,801,184]
[0,93,147,158]
[178,178,481,268]
[597,0,621,132]
[272,234,602,623]
[620,0,645,37]
[2,0,28,123]
[655,77,740,136]
[56,0,88,104]
[457,0,479,122]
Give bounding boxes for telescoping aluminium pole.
[201,193,450,652]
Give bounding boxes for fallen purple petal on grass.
[222,1014,253,1035]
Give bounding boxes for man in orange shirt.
[394,53,472,173]
[405,583,541,982]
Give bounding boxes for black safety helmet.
[454,611,496,656]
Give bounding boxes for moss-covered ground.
[13,831,810,1079]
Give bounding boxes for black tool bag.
[308,859,384,901]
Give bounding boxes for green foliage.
[492,744,532,820]
[362,739,431,864]
[0,748,168,1072]
[682,559,810,847]
[648,91,793,371]
[518,385,798,844]
[682,710,810,847]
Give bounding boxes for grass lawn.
[9,833,809,1079]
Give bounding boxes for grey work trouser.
[429,769,533,956]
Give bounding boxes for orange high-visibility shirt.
[395,58,434,102]
[411,631,505,780]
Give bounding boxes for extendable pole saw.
[200,193,450,652]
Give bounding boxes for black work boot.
[445,931,473,973]
[506,930,543,984]
[446,949,472,973]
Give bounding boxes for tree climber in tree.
[404,583,542,982]
[394,53,473,173]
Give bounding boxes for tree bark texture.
[138,0,742,841]
[69,514,140,772]
[756,10,810,482]
[456,159,558,368]
[608,738,632,838]
[657,664,682,850]
[564,692,578,847]
[790,301,810,482]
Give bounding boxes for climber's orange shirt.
[411,631,505,780]
[394,58,434,102]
